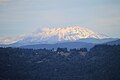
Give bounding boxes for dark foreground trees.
[0,45,120,80]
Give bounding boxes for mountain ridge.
[16,26,109,46]
[1,26,115,48]
[21,41,94,50]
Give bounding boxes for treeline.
[0,45,120,80]
[0,47,88,53]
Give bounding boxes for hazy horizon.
[0,0,120,42]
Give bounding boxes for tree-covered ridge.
[0,45,120,80]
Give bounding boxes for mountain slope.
[20,38,119,50]
[0,26,112,47]
[106,39,120,45]
[76,38,118,44]
[21,41,94,50]
[13,26,109,46]
[32,26,109,41]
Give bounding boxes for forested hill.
[0,45,120,80]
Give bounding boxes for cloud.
[0,0,10,5]
[0,0,9,2]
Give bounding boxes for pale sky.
[0,0,120,38]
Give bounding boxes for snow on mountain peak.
[0,26,110,45]
[19,26,109,44]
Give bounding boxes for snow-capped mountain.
[0,26,112,47]
[14,26,109,46]
[34,26,109,40]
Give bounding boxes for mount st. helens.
[1,26,118,48]
[14,26,109,45]
[32,26,109,41]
